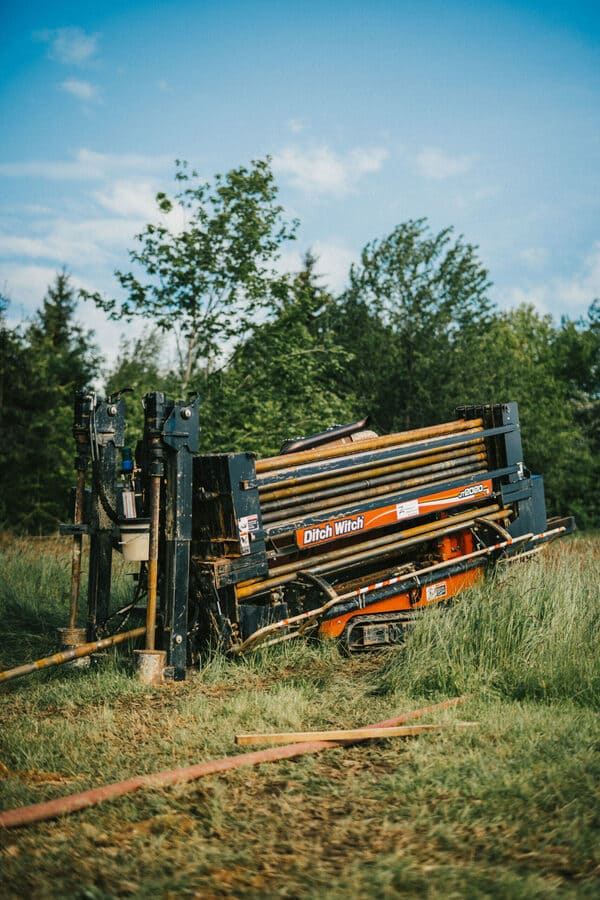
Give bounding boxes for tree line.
[1,158,598,532]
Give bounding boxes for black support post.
[161,397,200,680]
[142,392,199,680]
[87,397,126,640]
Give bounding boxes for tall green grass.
[0,536,139,669]
[380,539,600,707]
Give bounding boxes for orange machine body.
[319,527,479,639]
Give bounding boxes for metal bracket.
[59,523,89,536]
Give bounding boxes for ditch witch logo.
[302,515,365,545]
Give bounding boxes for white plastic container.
[119,519,150,561]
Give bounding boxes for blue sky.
[1,0,599,362]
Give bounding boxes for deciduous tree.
[202,253,358,456]
[84,158,297,394]
[336,219,493,430]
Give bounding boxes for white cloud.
[311,240,355,292]
[450,184,500,212]
[0,264,61,315]
[0,261,140,371]
[558,242,600,310]
[78,297,147,371]
[273,144,388,195]
[0,235,53,258]
[519,247,549,269]
[61,79,98,100]
[34,27,99,65]
[504,241,600,317]
[0,216,146,267]
[92,180,160,219]
[503,284,552,316]
[416,146,476,179]
[0,148,171,181]
[0,184,185,281]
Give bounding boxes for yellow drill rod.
[256,418,484,473]
[0,627,146,684]
[259,440,486,502]
[145,472,162,651]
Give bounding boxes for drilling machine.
[57,391,573,682]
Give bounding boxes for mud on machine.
[56,390,574,682]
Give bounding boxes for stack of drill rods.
[261,451,488,525]
[235,504,503,601]
[257,430,486,495]
[255,416,484,474]
[259,438,486,501]
[235,530,541,655]
[237,512,494,604]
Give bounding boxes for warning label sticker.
[238,513,259,555]
[395,499,419,521]
[238,514,259,533]
[426,582,448,602]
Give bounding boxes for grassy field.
[0,535,599,898]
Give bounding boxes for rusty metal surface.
[0,627,146,684]
[260,454,488,523]
[255,418,484,473]
[68,467,87,630]
[259,441,487,502]
[235,503,504,600]
[257,428,486,490]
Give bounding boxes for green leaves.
[82,158,297,393]
[201,253,358,455]
[338,220,494,431]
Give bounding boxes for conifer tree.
[2,272,100,532]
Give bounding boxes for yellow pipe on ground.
[0,627,147,684]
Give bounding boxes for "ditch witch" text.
[302,515,365,545]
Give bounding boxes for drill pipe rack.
[3,396,573,684]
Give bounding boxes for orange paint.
[295,479,493,549]
[318,566,484,639]
[438,526,474,561]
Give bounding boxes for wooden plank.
[235,722,478,746]
[0,697,467,830]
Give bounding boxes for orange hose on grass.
[0,697,466,829]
